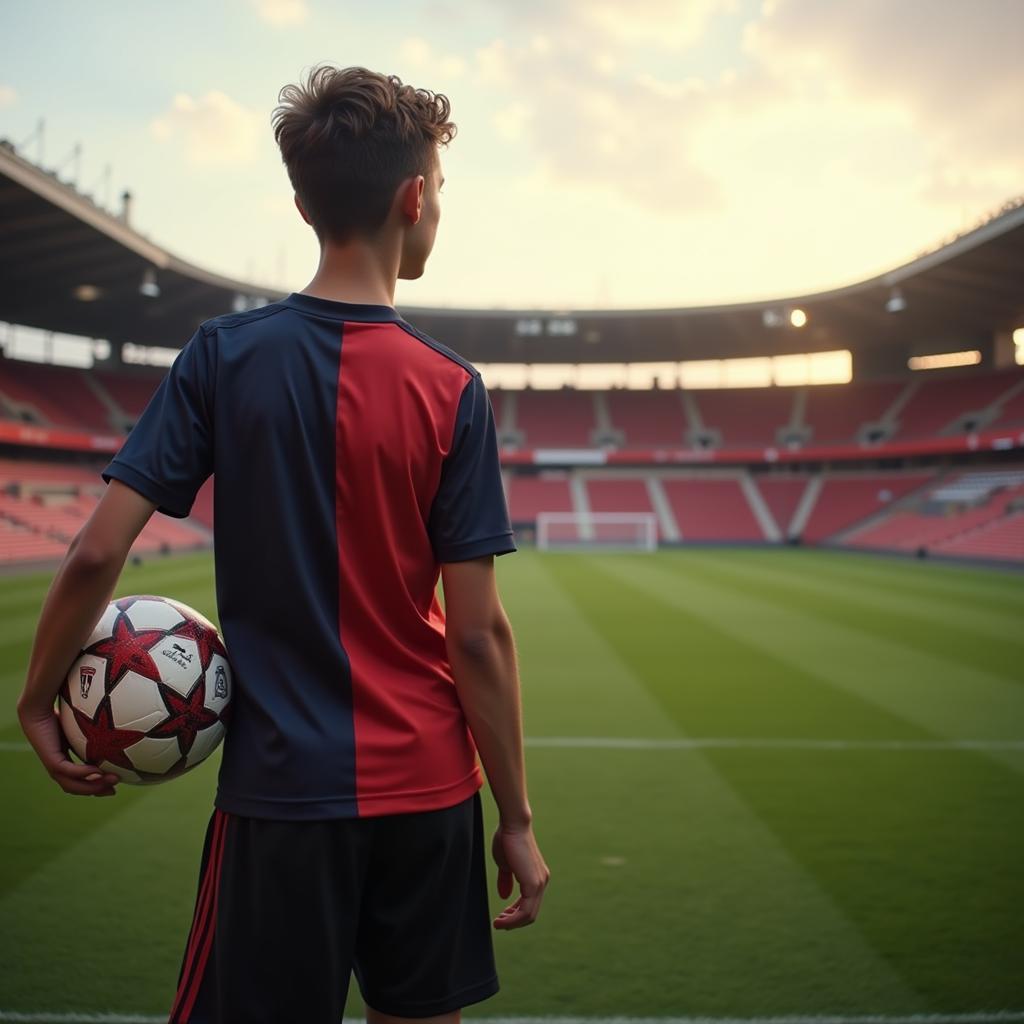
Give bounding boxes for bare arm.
[441,555,550,929]
[16,480,157,796]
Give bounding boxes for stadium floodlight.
[789,308,807,328]
[885,287,906,313]
[1013,327,1024,365]
[536,512,658,553]
[139,267,160,299]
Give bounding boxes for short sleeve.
[101,327,214,518]
[428,374,516,562]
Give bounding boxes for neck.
[300,236,399,306]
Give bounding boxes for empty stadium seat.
[505,474,574,523]
[892,371,1019,439]
[516,390,598,447]
[801,474,933,543]
[803,380,906,443]
[93,370,162,420]
[661,477,763,541]
[0,360,113,431]
[756,477,809,537]
[605,390,688,446]
[691,389,795,447]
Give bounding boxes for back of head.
[272,64,456,245]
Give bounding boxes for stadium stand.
[801,472,935,543]
[505,473,574,524]
[661,477,763,541]
[0,518,67,563]
[584,477,660,537]
[756,476,809,538]
[515,390,598,447]
[803,379,907,443]
[606,389,688,446]
[0,459,100,486]
[0,458,211,564]
[934,506,1024,561]
[92,370,160,421]
[690,389,795,447]
[989,383,1024,430]
[0,360,113,432]
[842,469,1024,556]
[891,369,1019,439]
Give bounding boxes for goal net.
[535,512,658,552]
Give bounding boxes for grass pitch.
[0,547,1022,1018]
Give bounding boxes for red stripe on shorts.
[169,811,228,1023]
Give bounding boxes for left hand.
[17,699,120,797]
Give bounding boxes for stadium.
[2,109,1024,1022]
[2,138,1023,566]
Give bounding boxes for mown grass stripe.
[598,554,1024,760]
[547,553,1024,1009]
[747,548,1024,610]
[670,549,1024,646]
[658,551,1024,682]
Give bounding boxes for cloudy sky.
[2,0,1021,310]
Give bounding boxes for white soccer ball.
[58,595,232,784]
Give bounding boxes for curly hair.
[272,64,456,244]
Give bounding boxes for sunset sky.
[2,0,1021,311]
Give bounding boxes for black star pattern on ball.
[72,700,145,772]
[168,617,226,672]
[149,682,219,755]
[84,613,166,690]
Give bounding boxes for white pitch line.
[525,736,1024,752]
[2,1014,1024,1024]
[2,737,1024,755]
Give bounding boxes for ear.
[294,194,311,225]
[398,175,425,227]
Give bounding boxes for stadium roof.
[2,138,1023,364]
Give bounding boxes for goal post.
[535,512,659,552]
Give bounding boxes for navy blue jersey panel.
[207,309,359,818]
[428,374,516,563]
[102,328,214,518]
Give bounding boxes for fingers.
[49,758,120,797]
[493,890,543,930]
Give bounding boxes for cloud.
[744,0,1024,190]
[0,85,17,109]
[484,0,738,52]
[398,37,467,80]
[464,36,725,214]
[249,0,308,26]
[150,91,261,165]
[460,0,1019,221]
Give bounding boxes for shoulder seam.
[199,302,290,336]
[394,320,478,378]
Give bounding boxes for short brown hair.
[272,64,456,244]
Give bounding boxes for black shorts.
[168,791,499,1022]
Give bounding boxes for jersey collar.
[283,292,401,323]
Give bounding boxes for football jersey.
[102,292,516,819]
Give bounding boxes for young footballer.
[17,64,549,1023]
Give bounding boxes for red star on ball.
[85,614,166,690]
[72,700,146,771]
[168,617,226,672]
[149,682,219,755]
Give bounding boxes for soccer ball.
[58,595,232,784]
